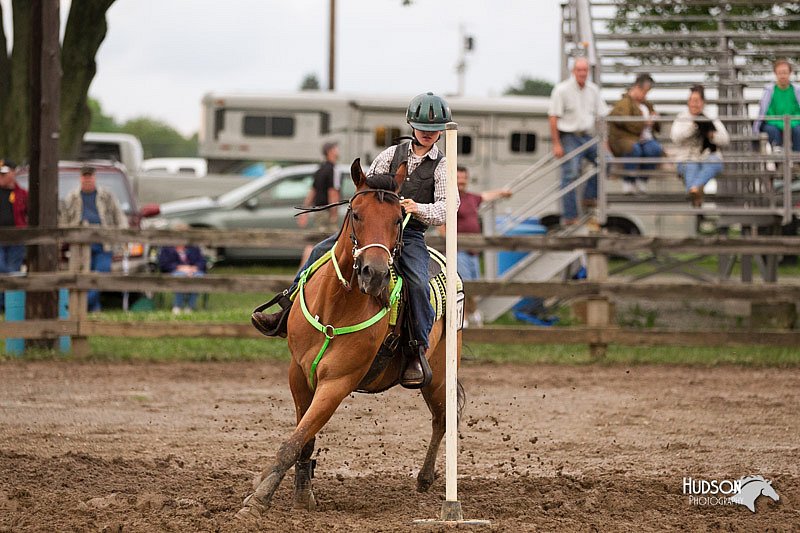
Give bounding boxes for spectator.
[608,74,664,194]
[671,85,730,207]
[158,228,207,315]
[0,159,28,313]
[59,165,128,312]
[437,166,512,327]
[548,57,609,225]
[753,58,800,153]
[298,141,341,265]
[438,166,512,279]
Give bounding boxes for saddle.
[355,247,464,393]
[267,246,463,393]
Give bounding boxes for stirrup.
[251,290,292,337]
[401,346,432,389]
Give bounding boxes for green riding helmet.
[406,92,452,131]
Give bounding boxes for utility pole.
[455,26,474,96]
[328,0,336,91]
[26,0,61,344]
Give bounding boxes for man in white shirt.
[548,57,609,225]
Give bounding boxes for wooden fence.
[1,227,799,356]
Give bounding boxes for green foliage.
[88,98,198,158]
[88,97,118,132]
[119,118,198,158]
[607,2,800,66]
[300,73,321,91]
[504,77,555,97]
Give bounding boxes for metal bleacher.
[478,1,800,320]
[565,0,800,280]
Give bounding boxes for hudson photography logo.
[683,476,780,512]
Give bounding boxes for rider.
[252,92,456,389]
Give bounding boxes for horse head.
[348,158,405,300]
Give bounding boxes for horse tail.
[457,379,466,429]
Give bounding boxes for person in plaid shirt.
[252,92,457,389]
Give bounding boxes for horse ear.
[394,162,407,190]
[351,158,366,188]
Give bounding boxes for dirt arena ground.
[0,360,797,532]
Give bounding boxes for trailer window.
[374,126,401,148]
[458,135,473,155]
[214,109,225,140]
[510,132,536,153]
[243,115,296,138]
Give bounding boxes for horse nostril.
[361,264,372,278]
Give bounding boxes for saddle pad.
[387,246,463,326]
[292,245,462,326]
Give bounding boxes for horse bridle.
[347,188,405,274]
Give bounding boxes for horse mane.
[364,173,399,203]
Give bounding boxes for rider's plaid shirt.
[367,142,455,227]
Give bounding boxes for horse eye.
[353,212,360,222]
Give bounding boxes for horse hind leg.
[293,438,316,510]
[415,378,466,494]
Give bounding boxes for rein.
[299,187,407,390]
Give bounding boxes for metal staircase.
[477,1,800,321]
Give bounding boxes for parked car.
[142,163,354,261]
[141,157,208,177]
[16,160,148,272]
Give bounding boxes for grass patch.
[3,263,798,366]
[462,343,800,367]
[5,339,798,367]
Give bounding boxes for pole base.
[440,500,463,521]
[412,500,491,528]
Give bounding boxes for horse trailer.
[198,91,695,237]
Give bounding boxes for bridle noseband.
[347,187,404,276]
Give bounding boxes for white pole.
[444,122,460,506]
[414,123,489,527]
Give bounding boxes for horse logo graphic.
[730,476,780,512]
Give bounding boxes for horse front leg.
[236,371,355,520]
[293,439,316,510]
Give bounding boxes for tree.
[300,73,321,91]
[504,77,554,97]
[118,118,198,159]
[88,97,119,132]
[0,0,116,163]
[606,2,800,66]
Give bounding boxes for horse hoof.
[293,491,316,511]
[238,493,269,519]
[235,504,262,522]
[416,476,434,493]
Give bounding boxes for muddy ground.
[0,360,797,532]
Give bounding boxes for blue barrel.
[4,290,25,355]
[496,217,547,275]
[3,290,71,354]
[59,289,71,353]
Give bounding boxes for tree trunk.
[59,0,116,159]
[0,1,115,163]
[5,0,33,163]
[0,2,10,154]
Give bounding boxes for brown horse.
[236,159,464,519]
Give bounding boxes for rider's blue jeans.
[294,228,434,350]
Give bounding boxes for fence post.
[68,243,91,356]
[586,251,609,358]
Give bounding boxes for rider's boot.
[401,343,432,389]
[251,290,293,338]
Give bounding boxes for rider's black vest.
[389,141,443,232]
